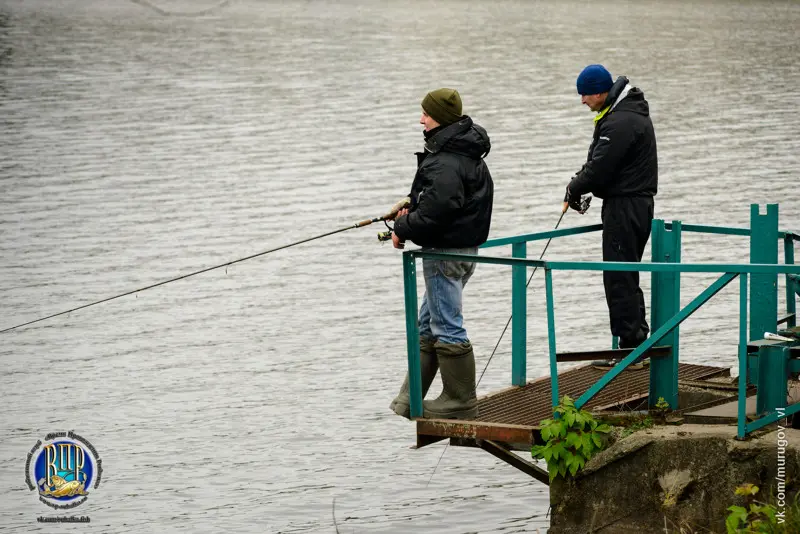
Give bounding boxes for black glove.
[565,183,591,214]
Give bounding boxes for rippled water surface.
[1,0,799,532]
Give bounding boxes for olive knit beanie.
[421,88,462,126]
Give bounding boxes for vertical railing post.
[749,204,779,341]
[649,219,681,409]
[545,268,559,410]
[785,235,796,329]
[403,251,423,418]
[511,242,527,386]
[749,204,779,386]
[738,273,748,439]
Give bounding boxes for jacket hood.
[604,76,650,117]
[424,116,491,159]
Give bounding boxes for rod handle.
[382,197,411,220]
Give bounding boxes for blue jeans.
[418,247,478,344]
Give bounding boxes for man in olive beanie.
[421,88,463,127]
[388,88,493,420]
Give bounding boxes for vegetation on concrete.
[654,396,671,416]
[531,395,611,482]
[725,483,800,534]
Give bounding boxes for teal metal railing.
[402,204,799,438]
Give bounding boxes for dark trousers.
[601,196,655,347]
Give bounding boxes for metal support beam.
[416,419,536,446]
[750,204,778,342]
[512,242,527,385]
[478,439,550,485]
[415,434,446,449]
[556,346,671,362]
[403,252,423,419]
[482,223,603,248]
[650,219,682,408]
[745,402,800,435]
[545,268,559,410]
[739,273,749,439]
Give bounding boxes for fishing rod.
[426,193,591,488]
[0,199,410,335]
[477,194,591,384]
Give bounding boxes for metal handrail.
[402,215,798,438]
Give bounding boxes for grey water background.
[1,0,798,532]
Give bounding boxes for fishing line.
[332,497,340,534]
[1,210,401,334]
[128,0,232,16]
[425,203,573,488]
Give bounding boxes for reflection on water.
[0,0,798,532]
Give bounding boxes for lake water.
[1,0,798,532]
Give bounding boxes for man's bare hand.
[392,231,405,249]
[392,208,409,248]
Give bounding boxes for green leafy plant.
[531,395,611,482]
[726,484,778,533]
[652,395,670,418]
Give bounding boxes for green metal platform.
[400,204,798,483]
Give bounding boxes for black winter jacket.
[393,116,493,248]
[570,76,658,199]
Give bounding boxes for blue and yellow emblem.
[25,431,103,510]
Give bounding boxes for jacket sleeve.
[394,159,464,242]
[569,116,636,196]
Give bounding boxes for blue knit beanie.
[576,64,613,95]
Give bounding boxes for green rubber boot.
[423,341,478,420]
[390,336,439,419]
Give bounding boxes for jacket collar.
[595,78,632,123]
[424,116,473,154]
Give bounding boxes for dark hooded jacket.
[569,76,658,199]
[393,116,493,248]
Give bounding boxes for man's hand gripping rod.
[375,197,411,241]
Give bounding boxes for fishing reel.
[378,220,394,242]
[572,194,592,214]
[564,187,592,215]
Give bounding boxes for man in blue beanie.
[566,64,658,368]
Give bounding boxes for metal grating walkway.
[416,363,727,448]
[477,362,725,426]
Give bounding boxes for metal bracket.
[477,439,550,485]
